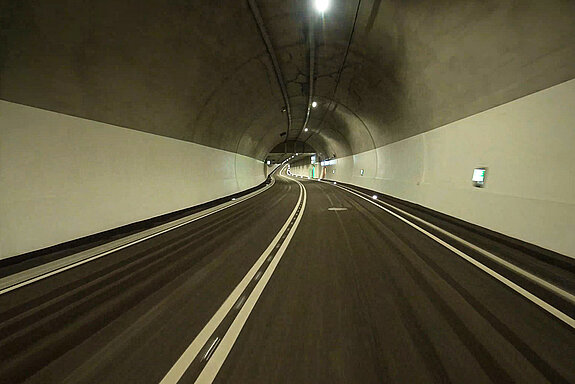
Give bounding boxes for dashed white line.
[234,296,247,310]
[202,337,221,361]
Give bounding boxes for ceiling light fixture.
[312,101,317,108]
[314,0,330,13]
[304,127,309,132]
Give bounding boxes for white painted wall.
[296,79,575,257]
[0,101,265,259]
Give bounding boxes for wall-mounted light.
[372,195,378,200]
[360,169,364,176]
[312,101,317,108]
[314,0,330,13]
[304,127,309,132]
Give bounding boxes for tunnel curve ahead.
[0,167,302,383]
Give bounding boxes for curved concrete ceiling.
[1,0,574,161]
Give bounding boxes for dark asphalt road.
[0,172,573,383]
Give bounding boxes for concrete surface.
[0,100,265,259]
[292,79,575,257]
[1,0,573,160]
[1,0,574,256]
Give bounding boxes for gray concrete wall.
[0,101,265,259]
[292,79,575,257]
[3,0,573,162]
[304,0,575,159]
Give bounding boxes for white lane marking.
[332,183,575,329]
[334,183,575,305]
[327,207,348,211]
[202,337,221,361]
[0,178,276,296]
[234,296,247,310]
[194,178,307,384]
[160,168,303,384]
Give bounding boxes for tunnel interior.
[0,2,575,381]
[1,0,574,258]
[2,0,573,163]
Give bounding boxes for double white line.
[161,174,307,383]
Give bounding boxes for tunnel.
[0,0,574,382]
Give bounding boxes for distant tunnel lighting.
[314,0,330,13]
[372,195,378,200]
[312,101,317,108]
[333,182,337,185]
[304,127,309,132]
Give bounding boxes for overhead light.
[372,195,378,200]
[304,128,309,132]
[314,0,330,13]
[312,101,317,108]
[296,153,299,155]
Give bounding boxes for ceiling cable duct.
[304,0,362,145]
[247,0,293,142]
[298,12,316,140]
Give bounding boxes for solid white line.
[194,177,307,384]
[332,183,575,305]
[333,183,575,329]
[160,169,303,384]
[0,178,275,296]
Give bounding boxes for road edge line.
[334,183,575,329]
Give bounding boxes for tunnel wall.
[304,79,575,257]
[0,101,265,259]
[290,163,313,179]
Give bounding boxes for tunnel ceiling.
[1,0,574,161]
